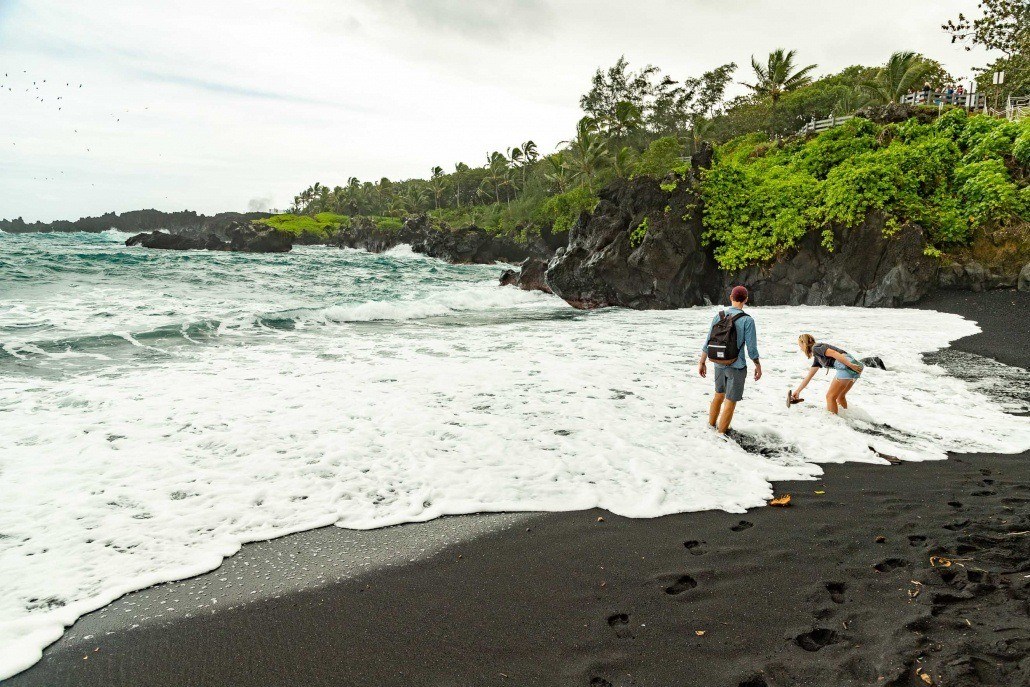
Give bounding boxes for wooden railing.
[1007,95,1030,121]
[798,113,854,135]
[899,91,986,108]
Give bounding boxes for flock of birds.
[3,70,155,185]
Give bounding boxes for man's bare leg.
[709,393,725,428]
[717,400,737,433]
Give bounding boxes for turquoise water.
[0,230,555,374]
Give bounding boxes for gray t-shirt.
[812,343,848,369]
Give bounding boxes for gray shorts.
[714,365,747,402]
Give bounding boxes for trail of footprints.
[594,466,1023,687]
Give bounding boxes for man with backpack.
[698,285,762,433]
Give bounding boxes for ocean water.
[1,230,1028,678]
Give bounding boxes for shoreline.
[5,290,1028,687]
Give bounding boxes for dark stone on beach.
[499,257,552,294]
[125,222,293,253]
[1018,263,1030,292]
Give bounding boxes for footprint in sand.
[665,575,698,595]
[874,558,908,572]
[971,490,996,496]
[907,535,927,547]
[606,613,633,639]
[825,582,846,604]
[683,540,707,555]
[738,676,769,687]
[731,520,753,532]
[589,678,614,687]
[943,519,970,531]
[947,501,963,508]
[795,628,839,652]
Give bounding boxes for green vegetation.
[256,212,349,241]
[629,217,651,248]
[280,2,1027,269]
[701,112,1030,270]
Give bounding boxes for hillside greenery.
[701,111,1030,269]
[276,3,1028,270]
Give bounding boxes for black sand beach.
[7,290,1028,687]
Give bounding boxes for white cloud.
[0,0,994,221]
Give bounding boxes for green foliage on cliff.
[629,216,650,248]
[633,137,688,179]
[701,111,1030,270]
[540,187,599,234]
[257,212,349,241]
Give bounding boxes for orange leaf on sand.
[694,630,706,636]
[929,555,952,568]
[769,494,792,507]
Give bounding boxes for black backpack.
[706,311,749,365]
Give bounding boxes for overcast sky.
[0,0,993,222]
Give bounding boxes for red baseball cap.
[730,285,748,302]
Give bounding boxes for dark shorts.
[714,365,747,402]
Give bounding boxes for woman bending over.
[791,334,864,414]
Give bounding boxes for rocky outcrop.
[545,174,712,309]
[126,222,292,253]
[331,217,421,253]
[4,210,271,235]
[499,257,552,293]
[541,145,942,309]
[330,214,553,265]
[938,259,1021,292]
[1020,263,1030,292]
[125,231,222,251]
[719,215,938,307]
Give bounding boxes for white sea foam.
[318,283,553,322]
[1,243,1029,679]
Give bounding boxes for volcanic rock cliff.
[536,148,1023,308]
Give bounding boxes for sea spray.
[1,232,1028,679]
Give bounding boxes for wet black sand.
[7,289,1028,687]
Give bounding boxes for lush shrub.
[541,186,599,234]
[629,216,650,248]
[700,112,1026,269]
[257,212,348,240]
[1014,130,1030,168]
[633,136,687,179]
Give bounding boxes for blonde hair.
[798,333,815,358]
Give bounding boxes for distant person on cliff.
[698,285,762,433]
[790,335,865,414]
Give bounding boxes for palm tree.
[429,166,446,209]
[861,51,932,105]
[563,117,609,189]
[743,49,817,106]
[544,153,571,193]
[453,162,469,208]
[479,151,510,204]
[607,100,643,139]
[612,146,637,178]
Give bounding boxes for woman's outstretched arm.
[793,367,818,399]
